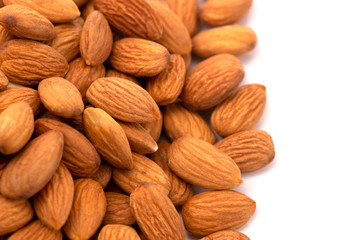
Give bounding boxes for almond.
[94,0,163,40]
[0,25,13,45]
[32,163,74,230]
[63,178,107,240]
[0,4,55,40]
[192,25,257,58]
[141,111,163,142]
[0,69,8,91]
[38,77,84,119]
[8,220,62,240]
[40,111,84,134]
[103,192,135,226]
[90,162,112,188]
[0,130,64,199]
[106,69,139,85]
[99,224,140,240]
[0,102,34,155]
[182,190,256,236]
[86,77,161,123]
[110,38,170,77]
[168,137,242,190]
[181,52,191,70]
[211,84,266,137]
[163,103,216,144]
[80,10,112,66]
[166,0,199,36]
[130,182,186,240]
[201,230,250,240]
[0,39,69,86]
[74,0,88,7]
[35,118,101,177]
[0,87,41,115]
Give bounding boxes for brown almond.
[81,0,95,20]
[74,0,88,7]
[0,87,41,115]
[0,25,13,45]
[140,111,163,142]
[103,192,135,226]
[166,0,199,36]
[40,111,84,134]
[0,69,8,91]
[90,162,112,188]
[99,224,140,240]
[8,220,62,240]
[181,52,191,70]
[201,230,250,240]
[106,69,139,85]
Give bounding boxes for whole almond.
[168,137,242,190]
[86,77,161,123]
[0,87,41,115]
[106,69,139,85]
[0,25,13,45]
[94,0,163,40]
[166,0,198,36]
[130,182,186,240]
[0,195,34,235]
[211,84,266,137]
[99,224,140,240]
[201,230,250,240]
[140,111,163,142]
[90,162,112,188]
[103,192,136,226]
[80,10,112,66]
[192,25,257,58]
[63,178,107,240]
[110,38,170,77]
[0,4,55,40]
[182,190,256,236]
[38,77,84,119]
[32,163,74,230]
[1,130,64,199]
[0,70,8,91]
[8,220,62,240]
[0,102,34,155]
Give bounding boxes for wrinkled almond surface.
[8,220,62,240]
[166,0,199,36]
[0,87,41,115]
[103,192,135,226]
[99,224,140,240]
[201,230,250,240]
[90,162,112,189]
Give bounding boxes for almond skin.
[74,0,88,7]
[192,25,257,58]
[90,162,112,188]
[106,69,139,85]
[8,220,63,240]
[40,111,84,134]
[0,69,8,91]
[110,38,170,77]
[182,190,256,236]
[168,137,242,190]
[0,102,34,155]
[0,130,64,199]
[0,87,41,115]
[81,0,95,20]
[103,192,136,226]
[201,230,250,240]
[182,52,191,70]
[0,25,13,45]
[181,54,244,111]
[86,77,161,123]
[166,0,199,36]
[211,84,266,137]
[99,225,140,240]
[141,111,163,142]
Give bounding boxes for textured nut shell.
[211,84,266,137]
[90,162,112,188]
[166,0,198,36]
[8,220,62,240]
[99,225,140,240]
[0,87,41,115]
[103,192,135,226]
[181,54,244,110]
[0,70,8,91]
[0,25,13,45]
[106,69,139,85]
[201,230,250,240]
[141,111,163,142]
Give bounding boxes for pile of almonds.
[0,0,275,239]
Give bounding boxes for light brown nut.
[83,107,133,169]
[211,84,266,137]
[112,153,171,195]
[3,0,80,23]
[0,87,41,115]
[201,230,250,240]
[32,163,74,230]
[0,69,8,91]
[146,54,186,106]
[163,103,216,144]
[94,0,163,40]
[8,220,62,240]
[86,77,161,123]
[106,69,139,85]
[110,38,170,77]
[35,118,101,177]
[0,102,34,155]
[81,0,94,19]
[40,111,84,134]
[140,111,163,142]
[0,39,69,86]
[99,224,140,240]
[130,183,186,240]
[38,77,84,119]
[74,0,88,7]
[0,195,33,235]
[103,192,135,226]
[192,25,257,58]
[0,130,64,199]
[80,10,112,66]
[200,0,252,26]
[90,162,112,188]
[151,141,193,206]
[215,130,275,172]
[181,52,191,70]
[0,4,55,40]
[168,137,242,190]
[166,0,198,36]
[0,25,13,45]
[63,179,107,240]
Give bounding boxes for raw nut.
[168,137,242,190]
[38,77,84,119]
[0,130,64,199]
[8,220,63,240]
[86,77,161,123]
[215,130,275,172]
[0,87,41,115]
[110,38,170,77]
[0,39,69,86]
[63,179,107,240]
[74,0,88,7]
[192,25,257,58]
[166,0,199,36]
[0,195,34,235]
[35,118,101,177]
[94,0,163,40]
[83,107,133,169]
[103,192,136,226]
[130,182,186,240]
[151,141,193,206]
[0,69,8,91]
[146,54,186,106]
[181,52,191,70]
[3,0,80,23]
[201,230,250,240]
[99,224,140,240]
[200,0,252,26]
[0,4,55,40]
[0,25,13,45]
[80,10,113,66]
[211,84,266,137]
[182,190,256,236]
[90,162,112,188]
[106,69,139,85]
[112,153,171,195]
[40,111,84,134]
[163,103,216,144]
[32,163,74,230]
[81,0,95,19]
[141,111,163,142]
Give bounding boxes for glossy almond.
[0,25,13,45]
[103,192,135,226]
[211,84,266,137]
[90,162,112,188]
[0,70,8,91]
[0,87,41,114]
[201,230,250,240]
[182,190,256,236]
[8,220,62,240]
[106,69,139,85]
[99,225,140,240]
[141,111,163,142]
[166,0,198,36]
